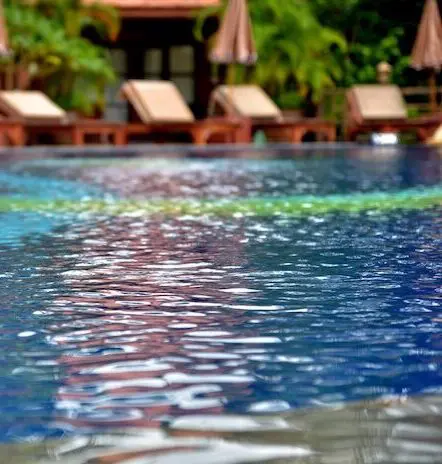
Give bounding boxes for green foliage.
[275,91,304,110]
[29,0,120,40]
[196,0,347,104]
[250,0,347,103]
[310,0,412,87]
[343,28,410,86]
[3,0,120,115]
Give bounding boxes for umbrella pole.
[228,63,236,119]
[5,62,13,90]
[429,69,437,113]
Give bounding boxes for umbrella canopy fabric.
[210,0,257,65]
[411,0,442,70]
[0,0,10,56]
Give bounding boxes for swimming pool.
[0,147,441,462]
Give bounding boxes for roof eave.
[119,7,203,18]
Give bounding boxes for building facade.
[90,0,221,121]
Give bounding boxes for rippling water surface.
[0,148,441,462]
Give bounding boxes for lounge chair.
[120,80,249,145]
[209,85,336,143]
[0,91,126,146]
[345,84,441,141]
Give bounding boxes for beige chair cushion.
[350,85,408,121]
[121,80,195,123]
[212,85,283,120]
[0,91,67,121]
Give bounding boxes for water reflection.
[45,216,262,431]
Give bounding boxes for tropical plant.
[28,0,120,41]
[3,0,120,115]
[343,28,409,86]
[310,0,412,87]
[195,0,347,105]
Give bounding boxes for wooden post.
[227,64,236,118]
[429,69,437,113]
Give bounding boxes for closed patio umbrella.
[0,0,9,56]
[411,0,442,112]
[210,0,257,66]
[209,0,257,116]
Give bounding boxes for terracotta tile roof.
[91,0,220,9]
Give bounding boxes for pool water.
[0,147,441,462]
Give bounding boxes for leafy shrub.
[3,0,120,115]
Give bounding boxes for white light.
[371,132,399,145]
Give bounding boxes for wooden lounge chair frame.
[252,119,336,143]
[125,118,249,145]
[209,85,336,143]
[0,119,25,146]
[345,85,441,141]
[0,91,126,146]
[121,81,250,145]
[25,120,126,146]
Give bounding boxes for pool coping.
[0,142,438,161]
